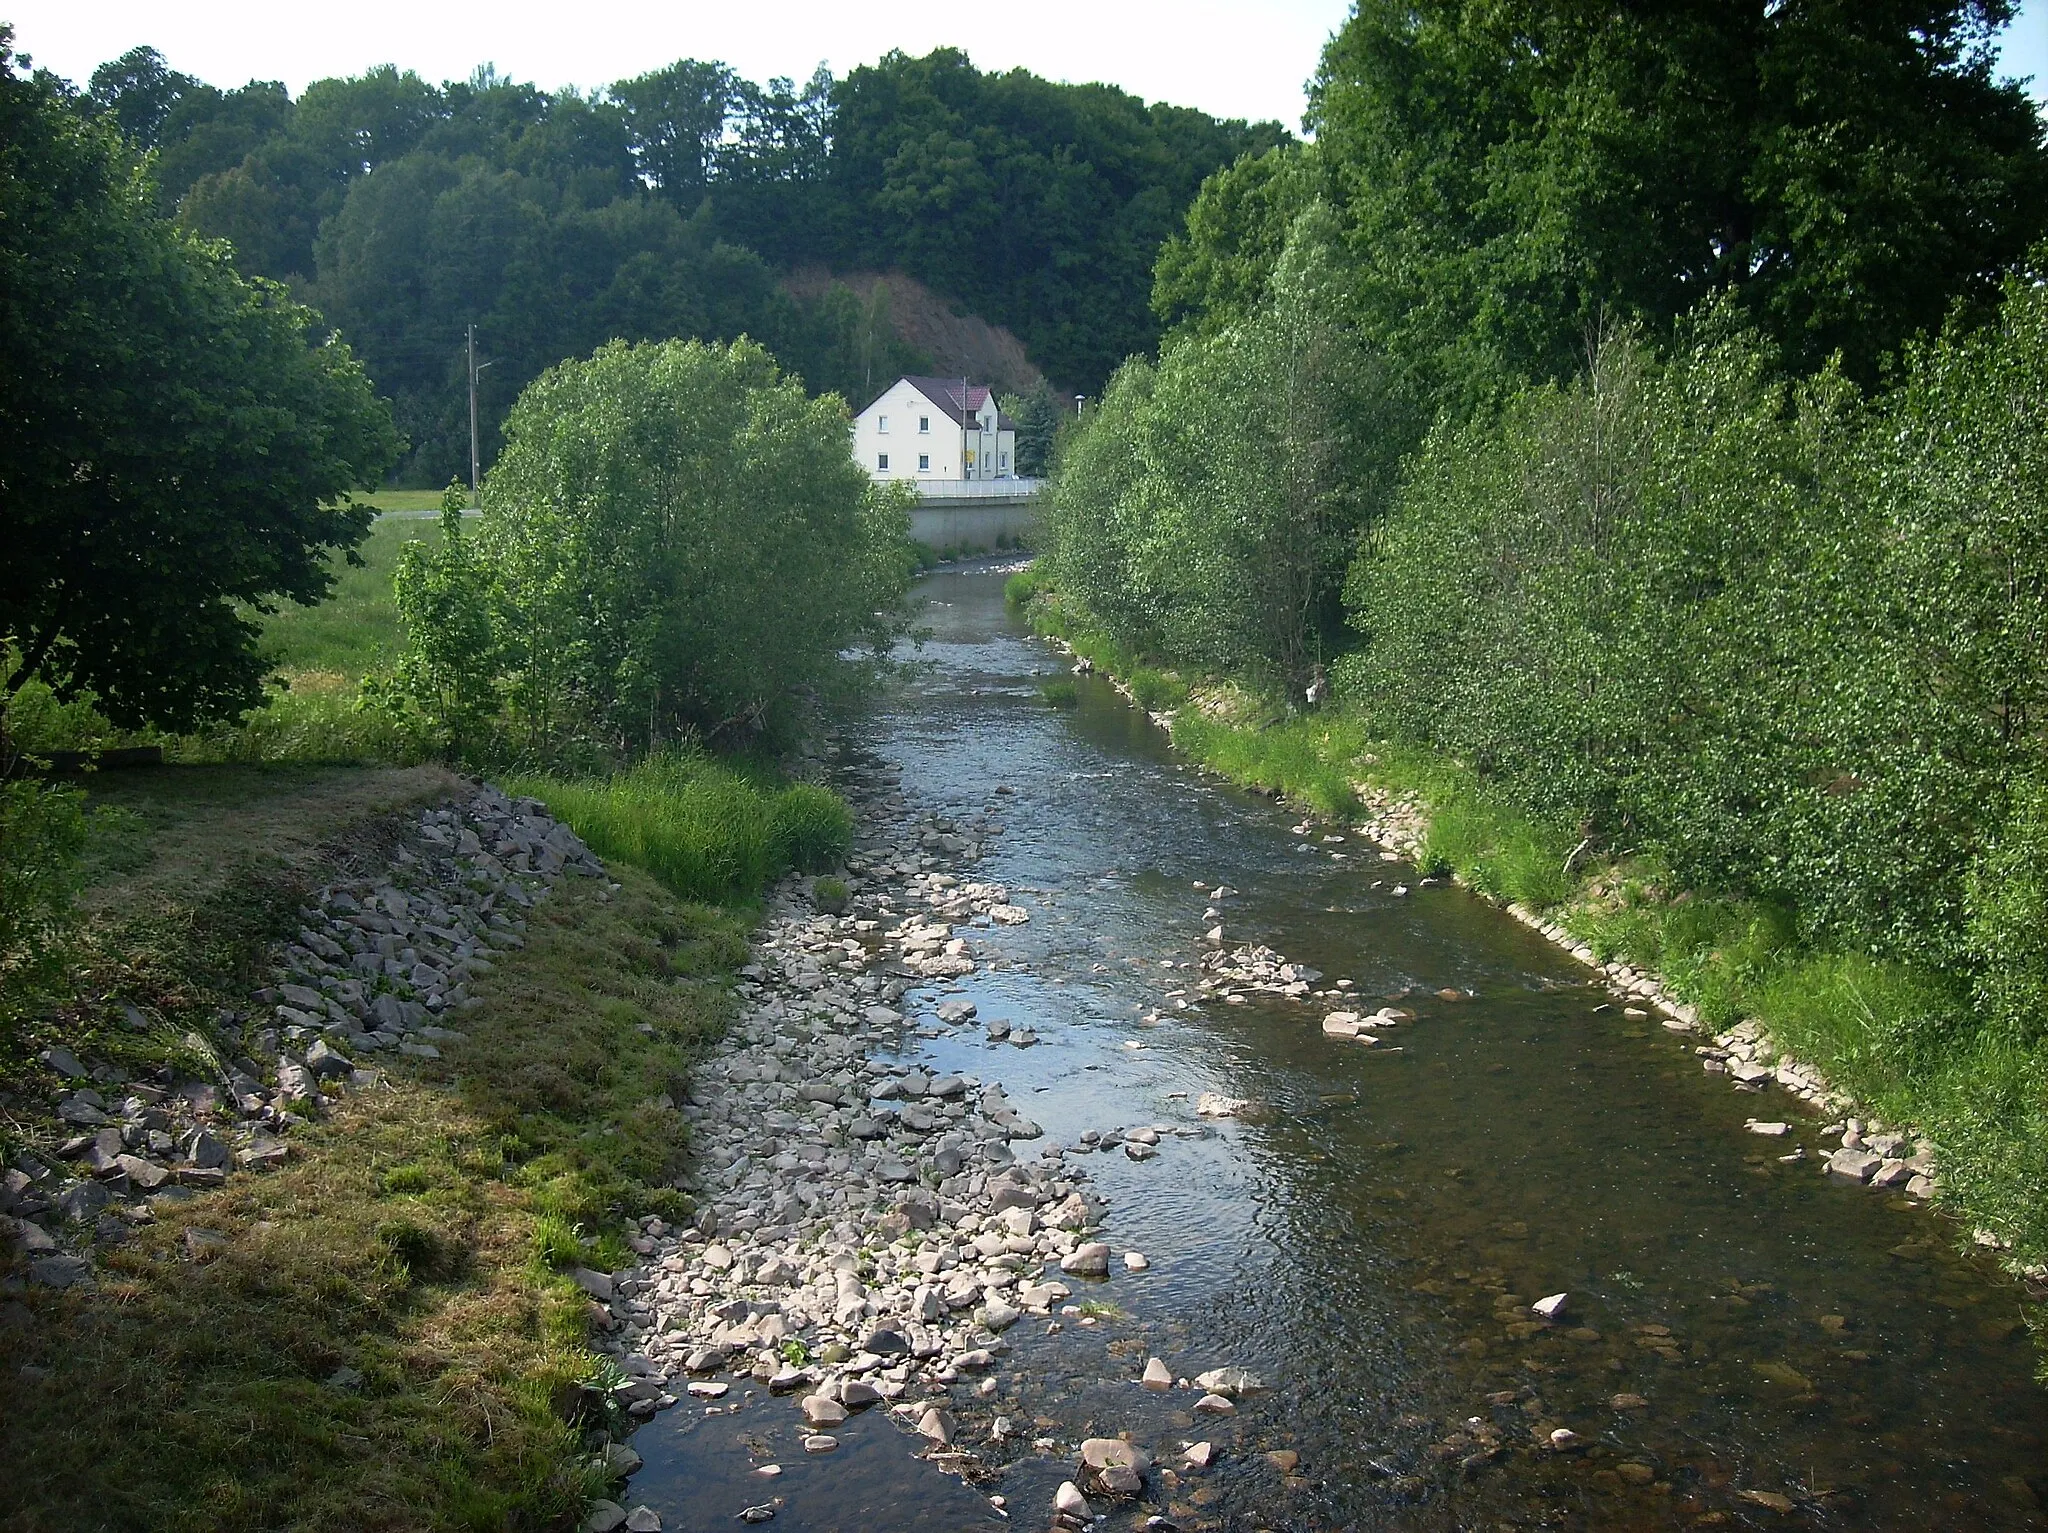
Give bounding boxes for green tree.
[1,34,399,735]
[1000,380,1061,477]
[1046,208,1410,685]
[84,44,196,148]
[397,337,912,755]
[611,59,735,207]
[1166,1,2048,406]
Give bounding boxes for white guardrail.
[911,477,1046,501]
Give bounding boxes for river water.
[635,564,2046,1530]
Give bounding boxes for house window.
[999,451,1009,469]
[918,454,930,471]
[877,453,889,470]
[918,416,930,433]
[877,415,888,433]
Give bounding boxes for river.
[632,562,2046,1530]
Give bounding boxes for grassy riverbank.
[1014,576,2048,1285]
[0,765,752,1531]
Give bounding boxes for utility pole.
[468,325,482,507]
[466,326,497,507]
[961,375,970,481]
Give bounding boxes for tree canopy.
[74,46,1281,484]
[1,32,398,734]
[1157,0,2048,405]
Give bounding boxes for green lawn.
[353,488,451,515]
[260,512,448,677]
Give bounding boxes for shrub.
[1966,776,2048,1046]
[0,778,88,1013]
[1004,566,1048,608]
[1042,206,1417,689]
[812,876,849,914]
[394,339,913,758]
[1341,289,2048,971]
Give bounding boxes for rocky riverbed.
[576,763,1285,1531]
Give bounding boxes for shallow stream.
[634,565,2046,1530]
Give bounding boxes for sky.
[4,0,1356,130]
[6,1,2044,129]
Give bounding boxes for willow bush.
[1041,207,1412,691]
[391,337,914,761]
[1343,277,2048,994]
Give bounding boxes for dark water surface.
[637,565,2047,1530]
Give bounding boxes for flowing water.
[635,564,2047,1530]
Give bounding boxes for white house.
[853,376,1017,484]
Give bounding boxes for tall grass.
[508,751,850,906]
[1170,709,1362,820]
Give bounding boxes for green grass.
[355,489,451,515]
[1,762,748,1530]
[260,512,448,677]
[508,751,852,907]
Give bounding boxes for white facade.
[853,376,1017,484]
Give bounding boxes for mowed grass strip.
[1,769,746,1532]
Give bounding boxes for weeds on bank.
[0,764,753,1530]
[506,750,851,907]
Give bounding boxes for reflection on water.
[638,565,2047,1531]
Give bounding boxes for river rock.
[1080,1437,1150,1496]
[801,1395,848,1427]
[1825,1148,1883,1184]
[916,1406,955,1445]
[1142,1357,1173,1390]
[1061,1242,1111,1276]
[1531,1293,1568,1320]
[1054,1482,1093,1519]
[1193,1366,1263,1396]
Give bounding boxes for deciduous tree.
[1,33,398,735]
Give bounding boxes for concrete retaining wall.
[910,499,1038,552]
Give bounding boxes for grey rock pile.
[2,786,598,1292]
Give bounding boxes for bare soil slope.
[784,267,1049,403]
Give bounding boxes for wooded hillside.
[76,45,1283,484]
